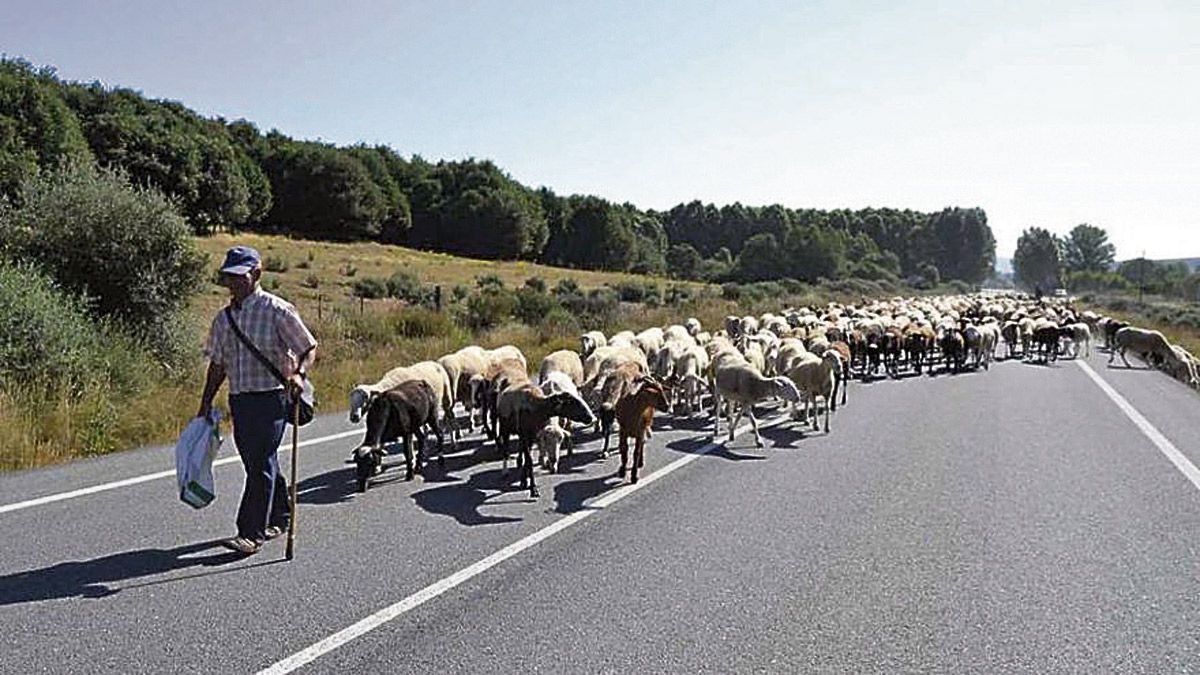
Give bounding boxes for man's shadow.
[0,541,257,606]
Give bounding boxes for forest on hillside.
[1,58,996,287]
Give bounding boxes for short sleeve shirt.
[204,288,318,395]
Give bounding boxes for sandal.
[222,536,261,554]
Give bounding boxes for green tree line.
[1,57,995,285]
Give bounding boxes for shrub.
[0,164,206,358]
[462,289,516,330]
[264,277,282,291]
[352,277,388,299]
[554,277,581,298]
[340,262,358,277]
[450,284,470,303]
[475,273,504,292]
[302,274,320,289]
[0,262,101,390]
[264,255,289,273]
[610,280,660,303]
[524,276,547,293]
[344,306,459,344]
[514,287,560,325]
[387,271,427,304]
[296,259,311,270]
[560,287,619,326]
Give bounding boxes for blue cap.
[219,246,261,275]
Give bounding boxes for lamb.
[785,350,841,433]
[614,377,671,484]
[1109,327,1172,368]
[536,420,572,473]
[352,380,443,491]
[538,369,594,455]
[495,382,595,497]
[685,317,702,337]
[712,360,801,447]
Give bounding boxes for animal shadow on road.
[298,442,496,505]
[410,468,522,526]
[0,541,258,605]
[666,435,767,461]
[553,473,620,514]
[758,424,813,449]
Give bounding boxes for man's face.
[220,269,258,300]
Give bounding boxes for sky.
[4,0,1198,261]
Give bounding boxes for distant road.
[3,349,1200,673]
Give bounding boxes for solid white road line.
[258,420,773,675]
[0,429,363,515]
[1076,360,1200,491]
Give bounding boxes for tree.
[665,243,702,280]
[1013,227,1062,291]
[1062,224,1115,273]
[0,163,206,355]
[0,59,93,201]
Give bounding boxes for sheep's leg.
[747,408,762,448]
[823,391,831,433]
[631,435,643,484]
[522,439,538,498]
[402,435,414,481]
[728,404,743,443]
[617,434,628,479]
[600,416,612,459]
[711,391,722,440]
[561,417,574,454]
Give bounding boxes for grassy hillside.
[1,234,728,471]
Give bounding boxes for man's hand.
[287,373,305,398]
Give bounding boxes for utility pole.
[1138,249,1145,303]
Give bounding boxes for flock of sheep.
[346,292,1199,498]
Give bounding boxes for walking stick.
[286,391,299,561]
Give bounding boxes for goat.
[615,377,671,484]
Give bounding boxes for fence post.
[435,285,442,312]
[317,294,323,321]
[360,296,365,315]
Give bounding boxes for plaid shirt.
[204,288,318,395]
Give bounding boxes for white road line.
[0,429,363,515]
[258,420,773,675]
[1076,360,1200,491]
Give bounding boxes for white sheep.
[538,349,584,386]
[349,360,457,446]
[438,345,488,429]
[580,331,607,357]
[537,420,572,473]
[1109,327,1172,368]
[712,360,801,447]
[671,343,710,415]
[685,317,702,336]
[785,350,841,433]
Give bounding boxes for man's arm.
[197,361,226,418]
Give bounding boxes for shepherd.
[196,245,318,555]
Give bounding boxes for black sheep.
[353,380,444,492]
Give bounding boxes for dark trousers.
[229,390,290,541]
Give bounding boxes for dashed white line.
[0,429,363,515]
[257,420,770,675]
[1076,360,1200,491]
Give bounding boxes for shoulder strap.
[225,307,287,386]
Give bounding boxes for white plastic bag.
[175,411,222,509]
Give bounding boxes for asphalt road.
[3,348,1200,673]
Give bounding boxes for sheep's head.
[348,387,373,424]
[353,445,383,487]
[771,376,802,403]
[549,391,595,426]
